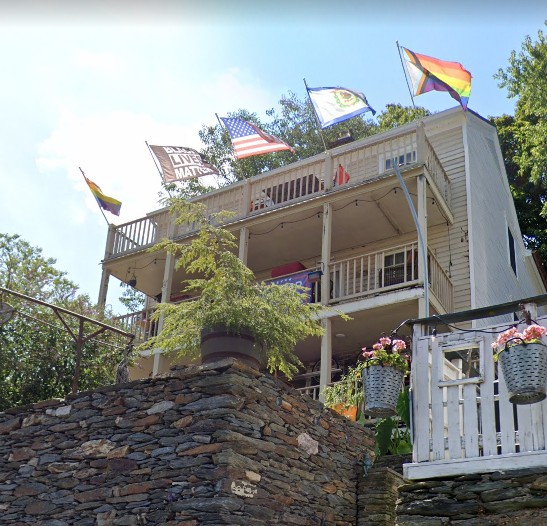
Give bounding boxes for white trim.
[404,451,547,480]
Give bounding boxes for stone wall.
[397,468,547,525]
[0,358,375,525]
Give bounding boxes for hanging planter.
[498,341,547,405]
[492,325,547,405]
[363,365,405,417]
[361,335,410,418]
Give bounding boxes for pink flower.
[522,324,547,341]
[378,337,391,348]
[362,350,375,360]
[392,339,407,352]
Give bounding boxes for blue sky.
[1,2,544,313]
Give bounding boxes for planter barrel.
[363,365,405,418]
[498,342,547,405]
[200,325,265,371]
[332,404,358,421]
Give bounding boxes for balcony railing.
[407,313,547,480]
[105,127,450,260]
[326,243,453,313]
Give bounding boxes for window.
[438,341,483,385]
[508,228,517,275]
[383,251,406,286]
[384,150,417,171]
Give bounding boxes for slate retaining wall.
[397,467,547,525]
[0,358,375,525]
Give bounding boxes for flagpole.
[396,41,416,109]
[303,78,328,152]
[145,141,173,198]
[79,167,110,226]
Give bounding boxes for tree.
[198,92,380,184]
[376,103,430,131]
[494,23,547,264]
[0,234,127,410]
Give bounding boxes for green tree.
[377,103,430,131]
[198,92,381,184]
[494,23,547,264]
[0,234,127,409]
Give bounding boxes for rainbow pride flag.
[402,47,472,110]
[84,176,122,216]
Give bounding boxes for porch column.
[417,174,429,318]
[319,201,333,401]
[239,226,249,265]
[97,224,116,308]
[97,269,110,309]
[319,318,333,403]
[153,217,176,376]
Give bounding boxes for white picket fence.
[407,314,547,479]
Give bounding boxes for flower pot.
[363,365,405,418]
[332,404,358,421]
[200,325,265,371]
[498,342,547,405]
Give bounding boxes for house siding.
[424,120,471,315]
[466,116,545,324]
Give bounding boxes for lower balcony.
[406,299,547,480]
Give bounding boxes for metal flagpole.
[79,167,110,226]
[145,142,173,197]
[396,41,416,109]
[392,161,429,316]
[303,78,328,152]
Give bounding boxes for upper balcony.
[103,123,453,265]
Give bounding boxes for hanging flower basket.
[362,364,405,417]
[498,341,547,405]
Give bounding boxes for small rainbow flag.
[402,47,472,110]
[84,176,122,216]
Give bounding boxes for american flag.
[220,117,294,159]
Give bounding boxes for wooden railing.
[407,315,547,480]
[115,306,158,344]
[106,127,452,260]
[429,251,454,313]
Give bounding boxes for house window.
[439,342,483,384]
[508,228,517,275]
[383,251,406,286]
[384,150,417,171]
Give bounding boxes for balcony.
[116,240,453,349]
[405,296,547,480]
[104,125,452,262]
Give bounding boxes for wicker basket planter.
[498,342,547,405]
[363,365,405,417]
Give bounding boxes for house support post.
[319,201,333,401]
[239,226,249,265]
[417,173,428,317]
[97,224,116,308]
[153,217,176,376]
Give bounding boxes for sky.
[1,1,545,314]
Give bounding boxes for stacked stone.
[0,358,375,525]
[397,468,547,525]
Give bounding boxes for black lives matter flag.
[149,145,219,183]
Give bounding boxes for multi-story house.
[99,106,546,397]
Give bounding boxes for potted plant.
[492,323,547,405]
[361,335,410,417]
[140,198,333,380]
[322,366,364,421]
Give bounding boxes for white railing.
[106,127,452,260]
[408,315,547,480]
[329,242,419,301]
[429,251,454,313]
[115,306,158,344]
